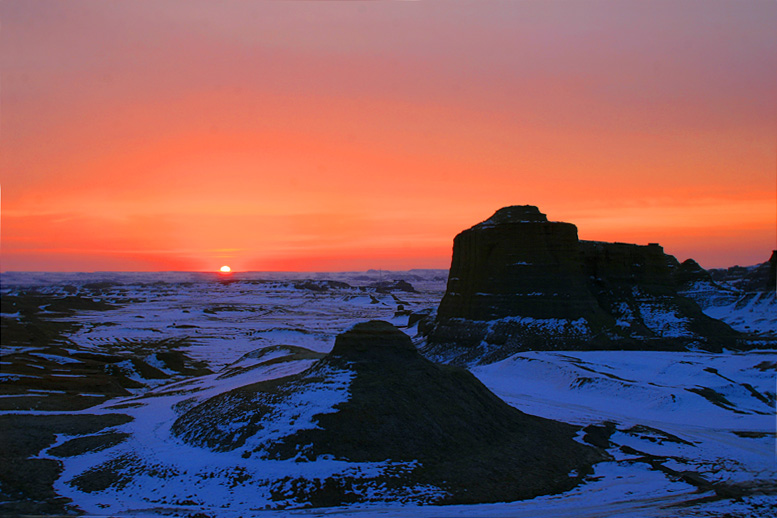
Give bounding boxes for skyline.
[2,0,776,272]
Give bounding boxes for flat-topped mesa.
[422,206,741,364]
[439,206,605,323]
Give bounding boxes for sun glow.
[219,265,231,273]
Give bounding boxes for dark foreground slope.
[173,321,604,506]
[422,206,742,364]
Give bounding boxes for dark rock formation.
[709,251,777,292]
[327,320,418,359]
[368,279,417,293]
[771,251,777,290]
[421,206,741,363]
[438,206,604,323]
[293,280,353,292]
[673,258,714,287]
[679,252,777,339]
[580,241,680,295]
[172,321,604,507]
[407,308,433,327]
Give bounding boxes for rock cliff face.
[581,241,679,293]
[421,206,741,364]
[439,206,604,323]
[172,321,604,506]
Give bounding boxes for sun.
[219,265,232,273]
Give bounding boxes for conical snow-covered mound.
[172,320,605,506]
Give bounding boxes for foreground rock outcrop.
[421,206,741,364]
[172,321,604,506]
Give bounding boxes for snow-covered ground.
[2,271,775,517]
[681,279,777,337]
[41,348,774,517]
[474,351,775,487]
[1,270,445,369]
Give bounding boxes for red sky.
[1,0,775,272]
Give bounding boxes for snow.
[496,315,591,335]
[143,353,178,376]
[61,345,774,515]
[2,271,776,516]
[472,350,777,494]
[637,303,694,338]
[27,352,84,364]
[680,280,777,336]
[702,291,777,336]
[186,462,702,518]
[2,271,444,369]
[0,373,37,380]
[233,363,354,457]
[50,355,446,514]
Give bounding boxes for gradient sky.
[1,0,775,272]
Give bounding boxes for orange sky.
[1,0,775,272]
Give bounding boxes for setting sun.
[219,265,231,273]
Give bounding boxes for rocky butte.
[421,206,740,364]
